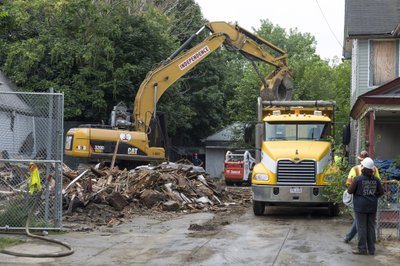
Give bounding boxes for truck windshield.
[264,122,330,141]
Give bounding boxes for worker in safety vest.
[344,150,380,243]
[346,151,380,185]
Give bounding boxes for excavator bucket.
[260,67,293,101]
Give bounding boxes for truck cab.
[251,98,338,216]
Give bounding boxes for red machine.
[224,150,255,186]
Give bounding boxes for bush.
[322,159,351,213]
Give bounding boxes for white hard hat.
[361,157,374,170]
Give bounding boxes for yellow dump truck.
[250,98,338,216]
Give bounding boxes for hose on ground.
[0,190,74,257]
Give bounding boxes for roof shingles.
[345,0,400,36]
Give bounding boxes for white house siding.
[357,40,370,96]
[0,111,34,157]
[351,39,358,107]
[1,72,36,159]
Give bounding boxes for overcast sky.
[195,0,345,60]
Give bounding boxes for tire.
[328,203,340,217]
[225,180,233,186]
[253,200,265,216]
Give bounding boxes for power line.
[315,0,343,50]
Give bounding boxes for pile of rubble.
[62,161,251,226]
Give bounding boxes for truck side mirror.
[244,124,254,144]
[342,124,351,145]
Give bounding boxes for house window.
[369,40,399,87]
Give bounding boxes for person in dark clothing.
[192,153,203,167]
[347,157,384,255]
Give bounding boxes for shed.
[204,123,242,178]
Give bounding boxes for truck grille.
[277,159,316,184]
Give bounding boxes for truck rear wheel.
[253,200,265,216]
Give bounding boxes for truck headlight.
[324,175,333,182]
[254,173,269,181]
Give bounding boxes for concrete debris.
[195,196,212,204]
[61,162,251,226]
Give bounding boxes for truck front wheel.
[246,173,252,186]
[253,200,265,216]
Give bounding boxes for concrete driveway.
[1,206,399,265]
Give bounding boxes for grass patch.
[0,194,47,228]
[0,237,24,249]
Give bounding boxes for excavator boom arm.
[133,33,227,133]
[133,21,292,133]
[206,22,289,68]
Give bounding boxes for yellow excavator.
[64,21,293,165]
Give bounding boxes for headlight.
[324,175,333,182]
[254,173,269,181]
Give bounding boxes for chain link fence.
[377,180,400,240]
[0,91,63,230]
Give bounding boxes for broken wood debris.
[62,161,251,225]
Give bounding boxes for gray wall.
[205,147,226,178]
[374,120,400,160]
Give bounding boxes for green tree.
[0,0,177,119]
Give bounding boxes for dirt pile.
[62,161,251,227]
